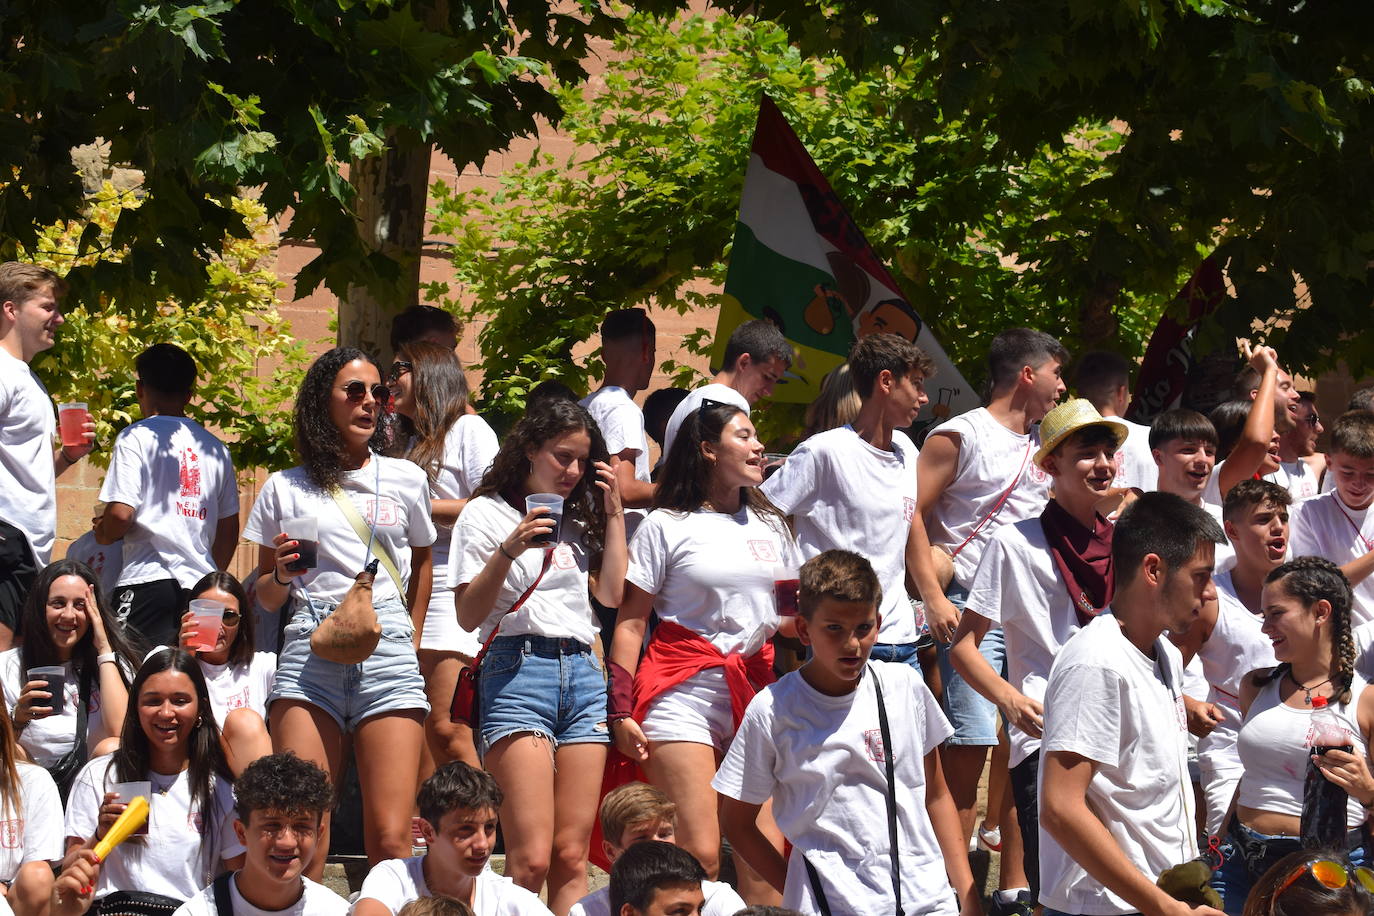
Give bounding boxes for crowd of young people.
[4,259,1374,916]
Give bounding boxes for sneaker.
[978,824,1002,852]
[990,890,1034,916]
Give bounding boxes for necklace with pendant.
[1288,670,1333,705]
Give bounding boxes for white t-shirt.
[198,652,277,725]
[569,879,744,916]
[356,857,552,916]
[1039,614,1196,916]
[1112,419,1158,492]
[1194,571,1275,769]
[0,650,111,766]
[0,349,57,564]
[925,408,1051,587]
[1265,459,1320,502]
[243,457,437,608]
[1290,492,1374,625]
[662,383,749,460]
[172,875,346,916]
[713,663,957,916]
[964,518,1081,767]
[1202,502,1236,574]
[627,506,800,656]
[65,531,125,596]
[99,416,239,588]
[428,415,500,579]
[763,426,920,644]
[450,495,598,645]
[581,386,651,540]
[65,755,245,902]
[0,763,63,882]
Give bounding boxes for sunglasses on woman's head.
[388,360,412,382]
[340,381,392,405]
[1274,858,1374,902]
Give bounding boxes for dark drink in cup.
[287,539,319,572]
[281,517,318,572]
[28,667,65,714]
[533,514,562,545]
[525,494,564,545]
[773,578,800,617]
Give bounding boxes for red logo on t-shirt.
[365,497,398,526]
[746,540,779,563]
[0,818,21,849]
[179,448,202,497]
[225,687,250,711]
[552,544,577,570]
[1027,462,1048,484]
[864,729,887,763]
[902,497,916,522]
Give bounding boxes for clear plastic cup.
[525,493,564,545]
[186,599,226,652]
[281,516,318,572]
[27,666,65,713]
[58,403,88,448]
[772,565,801,617]
[112,781,151,836]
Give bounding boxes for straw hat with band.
[1034,398,1129,469]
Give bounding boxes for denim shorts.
[476,635,610,757]
[1210,820,1368,915]
[270,597,429,731]
[935,583,1003,745]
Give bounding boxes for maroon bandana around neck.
[1040,498,1115,627]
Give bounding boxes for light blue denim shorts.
[476,635,610,757]
[270,597,429,731]
[935,583,1004,745]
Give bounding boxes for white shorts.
[420,582,480,657]
[641,668,735,752]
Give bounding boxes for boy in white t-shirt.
[569,782,744,916]
[714,551,977,916]
[607,842,706,916]
[65,504,124,597]
[171,753,344,916]
[763,332,935,663]
[1038,492,1225,916]
[354,763,551,916]
[95,343,239,647]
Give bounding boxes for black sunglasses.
[388,360,413,382]
[340,381,391,405]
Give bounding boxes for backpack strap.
[212,872,234,916]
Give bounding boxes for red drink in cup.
[58,403,87,448]
[773,565,801,617]
[187,599,225,652]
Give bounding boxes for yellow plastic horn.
[93,795,149,861]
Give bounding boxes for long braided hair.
[1254,556,1357,705]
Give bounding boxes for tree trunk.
[336,128,432,360]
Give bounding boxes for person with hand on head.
[1,559,136,801]
[1268,392,1324,501]
[176,572,273,777]
[0,262,94,649]
[167,753,345,916]
[450,399,625,913]
[386,339,499,770]
[354,761,552,916]
[1208,558,1374,914]
[1194,343,1289,507]
[607,842,706,916]
[56,648,245,916]
[1038,492,1225,916]
[609,400,798,905]
[243,346,437,878]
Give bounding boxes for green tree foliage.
[0,0,677,315]
[732,0,1374,376]
[428,12,1176,428]
[29,189,309,473]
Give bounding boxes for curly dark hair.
[186,572,254,668]
[295,346,386,491]
[418,761,504,826]
[472,398,610,555]
[1254,557,1357,705]
[653,400,787,533]
[234,752,333,822]
[20,559,139,704]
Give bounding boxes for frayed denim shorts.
[476,634,610,757]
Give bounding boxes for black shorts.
[113,578,188,651]
[0,520,37,639]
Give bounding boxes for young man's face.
[882,369,929,427]
[623,882,704,916]
[797,598,879,693]
[3,283,63,358]
[422,806,498,878]
[1282,400,1322,457]
[607,817,676,862]
[1157,542,1217,635]
[1025,358,1066,421]
[1273,370,1300,433]
[1153,437,1216,500]
[1043,436,1117,501]
[1224,499,1289,569]
[1329,450,1374,511]
[734,354,788,404]
[234,808,321,885]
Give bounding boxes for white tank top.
[927,407,1051,586]
[1200,571,1276,705]
[1236,672,1369,828]
[1265,459,1320,502]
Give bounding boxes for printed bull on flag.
[713,94,977,436]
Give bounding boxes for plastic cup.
[58,403,88,448]
[187,599,225,652]
[112,781,152,836]
[525,494,564,545]
[772,565,801,617]
[281,516,318,572]
[27,666,66,714]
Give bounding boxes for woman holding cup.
[242,346,435,877]
[607,400,799,902]
[1,560,135,800]
[176,572,274,776]
[451,397,624,912]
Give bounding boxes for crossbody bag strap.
[871,664,904,916]
[950,439,1033,559]
[212,872,234,916]
[328,485,406,600]
[470,548,555,670]
[804,857,836,916]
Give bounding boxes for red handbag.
[450,549,552,728]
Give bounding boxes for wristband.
[499,541,518,561]
[96,652,116,666]
[607,660,635,722]
[272,569,289,587]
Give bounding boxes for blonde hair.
[0,262,65,307]
[804,364,862,438]
[599,781,677,845]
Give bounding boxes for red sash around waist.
[631,619,775,729]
